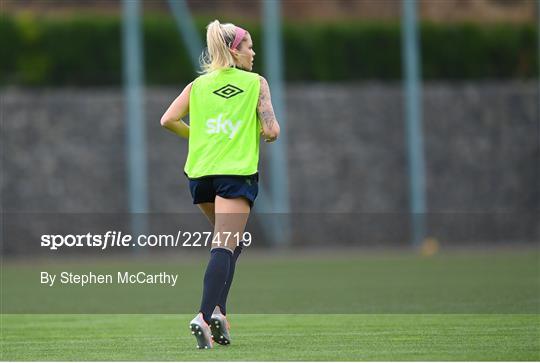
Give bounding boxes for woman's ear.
[229,48,238,59]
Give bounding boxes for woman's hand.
[260,129,277,143]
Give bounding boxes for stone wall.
[2,82,538,247]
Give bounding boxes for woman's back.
[185,67,261,179]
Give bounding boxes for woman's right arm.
[160,82,192,139]
[257,76,280,143]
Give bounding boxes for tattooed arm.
[257,76,281,143]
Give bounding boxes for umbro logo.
[213,84,244,99]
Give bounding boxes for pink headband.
[231,26,247,50]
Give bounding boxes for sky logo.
[206,114,242,139]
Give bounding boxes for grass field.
[1,248,539,360]
[1,314,539,360]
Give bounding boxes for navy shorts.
[188,174,259,208]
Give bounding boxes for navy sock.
[216,244,244,316]
[199,248,232,324]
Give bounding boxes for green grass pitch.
[1,249,539,360]
[2,314,539,360]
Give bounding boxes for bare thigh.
[197,203,215,226]
[213,196,250,251]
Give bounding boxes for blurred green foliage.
[0,14,537,86]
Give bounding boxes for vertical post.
[401,0,426,247]
[167,0,204,70]
[537,0,540,220]
[537,0,540,132]
[122,0,148,236]
[263,0,290,245]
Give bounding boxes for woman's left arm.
[160,82,192,139]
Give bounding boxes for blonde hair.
[199,20,243,74]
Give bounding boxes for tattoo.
[257,77,277,131]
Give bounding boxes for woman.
[160,20,280,349]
